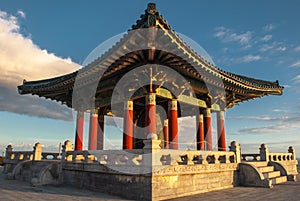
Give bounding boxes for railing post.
[33,142,42,161]
[5,145,13,159]
[3,145,13,174]
[61,140,74,161]
[143,133,161,154]
[229,141,241,163]
[143,133,162,169]
[288,146,296,160]
[62,140,74,152]
[260,144,269,161]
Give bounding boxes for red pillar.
[196,114,205,150]
[163,119,169,149]
[168,100,178,150]
[75,111,84,151]
[97,114,104,150]
[217,110,226,151]
[123,101,133,150]
[88,109,98,150]
[146,93,156,135]
[204,109,212,151]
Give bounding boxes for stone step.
[263,171,281,179]
[271,176,287,185]
[258,166,274,173]
[244,161,268,167]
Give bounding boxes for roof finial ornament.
[147,3,158,15]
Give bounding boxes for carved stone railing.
[41,152,60,160]
[6,151,33,161]
[62,149,144,165]
[267,152,294,162]
[6,151,60,161]
[61,137,237,167]
[4,143,60,163]
[241,154,260,161]
[241,144,297,162]
[63,150,96,163]
[62,149,236,167]
[96,150,144,166]
[3,143,59,174]
[170,151,236,165]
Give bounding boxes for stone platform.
[0,166,299,201]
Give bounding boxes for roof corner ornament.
[147,3,158,27]
[147,3,157,14]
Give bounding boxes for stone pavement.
[0,166,299,201]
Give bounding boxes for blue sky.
[0,0,300,154]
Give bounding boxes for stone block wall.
[62,162,238,200]
[63,167,152,200]
[152,163,238,200]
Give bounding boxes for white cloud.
[276,46,287,51]
[0,10,80,85]
[290,61,300,68]
[238,125,282,134]
[227,114,300,124]
[259,44,274,52]
[263,24,275,32]
[236,123,300,135]
[241,55,261,62]
[261,34,272,42]
[17,10,26,19]
[0,10,80,120]
[282,85,291,88]
[292,75,300,83]
[294,46,300,52]
[228,115,272,121]
[273,109,288,113]
[214,26,252,46]
[259,42,287,53]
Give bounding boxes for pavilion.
[18,3,283,153]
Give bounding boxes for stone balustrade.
[241,154,260,161]
[63,150,96,163]
[4,140,296,166]
[3,142,60,174]
[240,144,297,162]
[174,150,236,165]
[41,152,60,160]
[260,144,296,162]
[267,152,294,162]
[7,151,33,161]
[4,143,60,163]
[62,149,235,166]
[61,138,237,167]
[96,150,144,166]
[62,149,144,165]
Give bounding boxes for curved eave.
[18,71,77,94]
[17,3,284,107]
[17,50,283,105]
[129,7,284,95]
[151,21,283,95]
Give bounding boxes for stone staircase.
[6,160,61,186]
[239,161,287,187]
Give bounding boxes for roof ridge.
[130,3,171,30]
